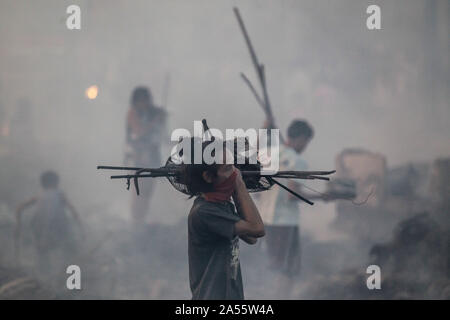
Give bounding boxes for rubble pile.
[301,212,450,299]
[0,267,56,299]
[301,154,450,299]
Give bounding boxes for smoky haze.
[0,0,448,299]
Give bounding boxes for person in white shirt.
[258,119,329,298]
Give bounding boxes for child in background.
[15,171,82,286]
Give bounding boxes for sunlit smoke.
[85,85,99,100]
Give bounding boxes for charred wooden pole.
[233,7,284,144]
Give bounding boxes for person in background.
[125,86,167,224]
[258,119,330,298]
[15,171,82,288]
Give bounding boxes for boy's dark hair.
[40,171,59,189]
[181,138,221,197]
[131,86,152,106]
[287,119,314,139]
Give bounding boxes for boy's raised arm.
[232,169,265,239]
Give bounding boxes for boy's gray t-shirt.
[188,196,244,300]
